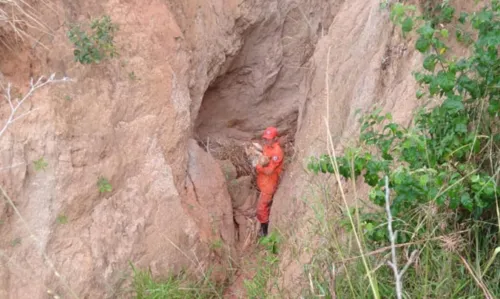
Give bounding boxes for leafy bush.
[305,2,500,297]
[309,1,500,243]
[68,15,119,64]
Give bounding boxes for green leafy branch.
[309,1,500,243]
[68,15,119,65]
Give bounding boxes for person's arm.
[256,153,283,175]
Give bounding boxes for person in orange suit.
[256,126,284,237]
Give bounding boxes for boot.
[259,223,269,237]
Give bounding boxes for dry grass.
[199,138,254,177]
[0,0,55,50]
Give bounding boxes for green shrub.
[306,1,500,298]
[309,0,500,243]
[68,15,119,64]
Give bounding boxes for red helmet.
[262,127,278,140]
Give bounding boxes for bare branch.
[330,263,337,299]
[10,107,41,123]
[384,176,401,297]
[5,83,14,111]
[399,250,419,278]
[0,72,75,296]
[0,73,72,139]
[384,176,419,299]
[459,255,494,299]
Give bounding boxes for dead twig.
[338,230,469,263]
[384,176,419,299]
[458,255,494,299]
[0,0,56,48]
[0,73,72,139]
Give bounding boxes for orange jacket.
[256,142,284,195]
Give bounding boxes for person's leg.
[260,222,269,236]
[256,192,273,236]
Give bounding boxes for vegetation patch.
[306,1,500,298]
[131,264,224,299]
[243,232,282,298]
[68,15,119,65]
[97,176,113,193]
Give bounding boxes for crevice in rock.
[191,1,337,250]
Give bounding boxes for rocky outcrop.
[185,139,235,251]
[195,0,336,142]
[0,0,214,296]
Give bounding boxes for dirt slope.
[270,0,422,295]
[0,0,239,297]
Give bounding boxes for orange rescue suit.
[256,141,284,224]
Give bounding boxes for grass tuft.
[131,263,224,299]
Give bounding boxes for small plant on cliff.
[33,157,48,172]
[258,231,281,254]
[68,15,119,65]
[97,176,113,193]
[10,237,21,247]
[128,71,139,81]
[56,214,68,224]
[209,238,223,250]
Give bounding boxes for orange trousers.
[256,192,273,224]
[255,141,283,224]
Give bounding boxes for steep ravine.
[195,0,337,142]
[0,0,336,298]
[0,0,436,297]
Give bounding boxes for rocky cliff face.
[0,0,336,298]
[195,0,336,141]
[270,0,422,295]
